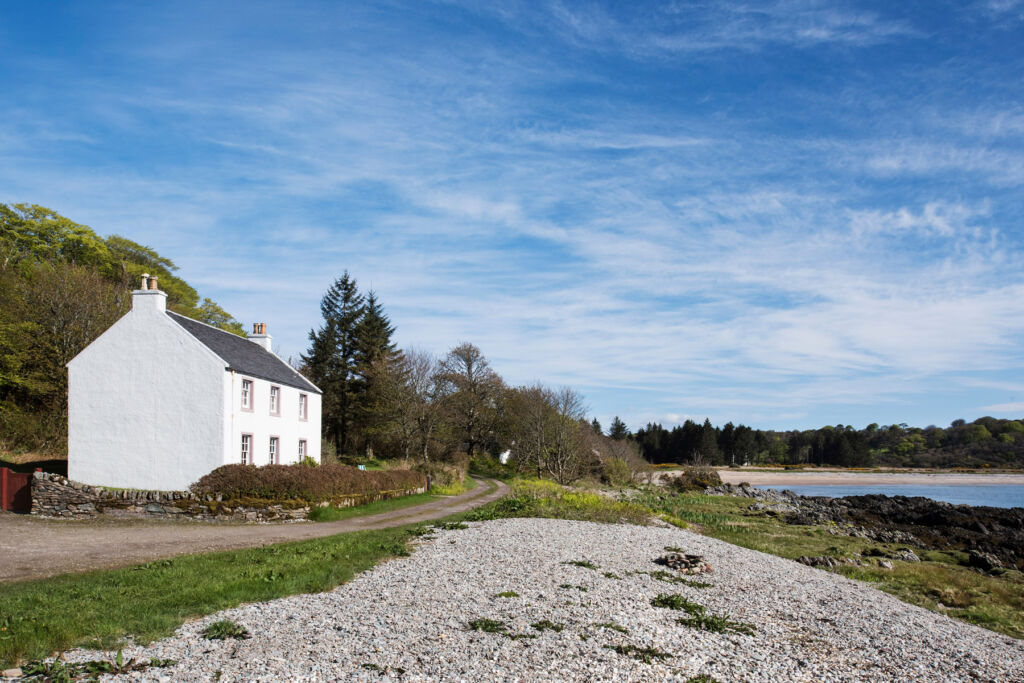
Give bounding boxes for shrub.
[666,467,722,492]
[191,464,426,502]
[599,457,633,486]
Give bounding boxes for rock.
[2,669,22,679]
[654,552,713,574]
[968,550,1002,572]
[878,560,894,569]
[892,548,920,563]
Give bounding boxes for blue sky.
[2,1,1023,432]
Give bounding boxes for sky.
[2,1,1023,433]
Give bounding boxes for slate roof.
[167,312,321,394]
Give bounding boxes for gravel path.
[0,479,505,582]
[59,518,1024,682]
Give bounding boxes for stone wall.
[30,472,427,522]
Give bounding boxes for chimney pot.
[140,273,150,290]
[148,276,159,290]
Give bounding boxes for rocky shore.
[55,519,1024,681]
[705,483,1024,571]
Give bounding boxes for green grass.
[495,590,520,598]
[635,490,1024,639]
[432,476,479,496]
[0,527,416,667]
[464,479,652,525]
[307,491,438,522]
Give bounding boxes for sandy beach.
[716,469,1024,486]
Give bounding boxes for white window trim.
[241,379,254,411]
[269,385,281,416]
[241,433,252,465]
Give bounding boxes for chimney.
[132,273,167,313]
[250,322,272,351]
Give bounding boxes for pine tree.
[591,418,602,435]
[609,416,629,440]
[355,291,398,373]
[302,271,364,454]
[353,290,399,454]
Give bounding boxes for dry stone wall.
[30,472,426,522]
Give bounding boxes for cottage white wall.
[224,371,322,467]
[68,292,227,490]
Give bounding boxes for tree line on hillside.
[0,204,245,454]
[628,415,1024,469]
[301,272,644,484]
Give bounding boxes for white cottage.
[67,275,322,491]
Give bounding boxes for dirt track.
[0,478,507,583]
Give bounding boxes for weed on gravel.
[646,570,713,588]
[433,522,469,531]
[559,584,588,592]
[678,612,756,636]
[468,618,508,633]
[21,651,176,681]
[202,620,250,641]
[495,591,520,598]
[604,644,673,664]
[686,676,723,683]
[651,594,704,613]
[562,560,599,570]
[593,622,628,633]
[602,572,622,580]
[531,620,564,633]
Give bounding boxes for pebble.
[57,518,1024,682]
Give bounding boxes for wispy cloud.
[1,0,1022,430]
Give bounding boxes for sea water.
[754,484,1024,509]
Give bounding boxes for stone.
[968,550,1002,572]
[2,668,23,679]
[878,560,894,569]
[892,548,920,563]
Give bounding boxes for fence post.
[1,467,7,511]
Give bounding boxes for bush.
[469,454,515,479]
[599,457,633,486]
[412,461,465,488]
[191,464,426,502]
[666,467,722,492]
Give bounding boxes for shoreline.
[716,470,1024,486]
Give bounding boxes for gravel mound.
[63,519,1024,681]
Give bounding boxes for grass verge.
[0,527,416,667]
[307,492,438,522]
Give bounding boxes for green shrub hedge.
[191,464,426,502]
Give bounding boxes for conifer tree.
[609,416,629,440]
[303,271,364,454]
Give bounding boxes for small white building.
[67,275,322,490]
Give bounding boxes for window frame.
[269,385,281,416]
[241,433,253,465]
[269,435,280,465]
[298,393,308,421]
[241,378,254,412]
[298,438,307,460]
